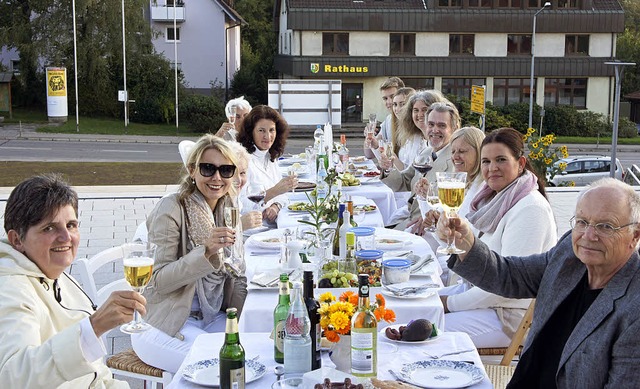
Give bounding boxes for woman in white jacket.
[237,105,297,224]
[0,174,142,388]
[439,128,557,348]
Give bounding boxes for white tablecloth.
[167,332,491,389]
[241,227,445,333]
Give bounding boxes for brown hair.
[380,77,405,91]
[391,87,416,154]
[237,105,289,162]
[398,90,447,144]
[482,127,547,199]
[4,174,78,239]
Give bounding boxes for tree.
[618,0,640,95]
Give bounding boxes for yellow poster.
[47,69,66,97]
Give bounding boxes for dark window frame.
[322,33,350,56]
[167,27,181,42]
[565,35,589,56]
[507,34,532,56]
[544,78,588,109]
[390,33,416,56]
[497,0,523,7]
[449,34,475,56]
[442,78,486,99]
[493,78,534,106]
[438,0,463,6]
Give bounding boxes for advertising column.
[46,67,68,122]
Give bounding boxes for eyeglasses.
[198,163,236,178]
[570,216,637,237]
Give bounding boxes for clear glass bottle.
[219,308,245,389]
[273,273,290,363]
[351,274,377,378]
[316,162,329,201]
[303,271,322,370]
[284,282,312,377]
[346,200,357,227]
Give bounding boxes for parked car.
[548,155,624,186]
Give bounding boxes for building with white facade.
[148,0,245,94]
[274,0,625,124]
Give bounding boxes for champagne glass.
[413,153,434,177]
[246,182,266,210]
[436,172,467,255]
[365,113,376,142]
[228,105,237,125]
[121,242,156,334]
[421,183,441,233]
[224,204,240,260]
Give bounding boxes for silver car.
[548,156,624,186]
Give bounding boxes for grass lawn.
[0,161,184,187]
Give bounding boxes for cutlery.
[388,369,415,386]
[384,283,440,296]
[423,348,476,359]
[411,255,434,274]
[250,251,280,256]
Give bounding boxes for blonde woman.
[132,135,247,373]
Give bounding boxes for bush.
[179,94,226,133]
[618,117,638,138]
[580,111,611,137]
[544,105,583,136]
[128,53,178,124]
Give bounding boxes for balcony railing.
[151,4,185,22]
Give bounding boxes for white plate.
[375,238,411,250]
[279,156,306,166]
[379,324,439,344]
[380,287,438,300]
[250,235,282,249]
[287,201,313,213]
[360,176,381,185]
[242,226,269,237]
[182,358,266,387]
[398,360,484,389]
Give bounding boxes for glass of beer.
[120,242,156,334]
[435,172,467,255]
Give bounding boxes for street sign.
[471,85,485,114]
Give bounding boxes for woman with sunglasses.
[237,105,297,224]
[132,135,248,373]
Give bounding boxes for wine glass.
[246,182,266,210]
[413,153,434,177]
[435,172,467,255]
[224,203,240,259]
[353,206,367,225]
[121,242,156,334]
[417,183,441,233]
[228,105,237,125]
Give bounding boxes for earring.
[192,179,195,185]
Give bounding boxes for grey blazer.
[451,232,640,388]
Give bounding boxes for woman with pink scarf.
[439,128,557,348]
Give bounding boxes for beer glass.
[435,172,467,254]
[121,242,156,334]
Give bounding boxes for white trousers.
[439,284,511,348]
[131,314,226,373]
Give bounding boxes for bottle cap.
[280,273,290,282]
[303,270,314,281]
[226,307,238,318]
[358,274,369,285]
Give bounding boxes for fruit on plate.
[355,204,377,212]
[314,378,364,389]
[339,172,360,186]
[364,171,380,177]
[288,202,312,211]
[292,162,302,170]
[384,319,436,341]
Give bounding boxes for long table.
[241,227,445,333]
[167,332,491,388]
[277,194,384,229]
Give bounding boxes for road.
[0,136,638,168]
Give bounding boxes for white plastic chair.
[178,140,195,167]
[75,246,172,388]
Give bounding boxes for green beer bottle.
[274,273,290,363]
[219,308,245,389]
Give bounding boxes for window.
[507,35,531,55]
[468,0,492,7]
[322,33,349,55]
[493,78,533,106]
[439,0,462,6]
[558,0,579,8]
[565,35,589,56]
[498,0,522,7]
[527,0,544,7]
[403,78,435,90]
[544,78,587,108]
[442,78,485,99]
[166,27,180,42]
[449,34,474,55]
[390,34,416,56]
[11,60,20,74]
[166,0,184,6]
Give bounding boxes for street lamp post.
[72,0,79,132]
[121,0,128,130]
[604,61,635,178]
[173,1,179,130]
[528,1,551,130]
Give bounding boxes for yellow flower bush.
[523,128,571,186]
[318,290,396,342]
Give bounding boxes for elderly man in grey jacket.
[437,177,640,388]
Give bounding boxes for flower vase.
[329,335,351,373]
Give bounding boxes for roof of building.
[592,0,624,11]
[287,0,426,9]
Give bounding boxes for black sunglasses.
[198,163,236,178]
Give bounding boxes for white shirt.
[240,148,289,212]
[397,134,427,171]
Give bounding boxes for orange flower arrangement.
[318,290,396,343]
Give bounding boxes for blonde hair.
[390,87,416,154]
[450,127,485,189]
[178,134,239,201]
